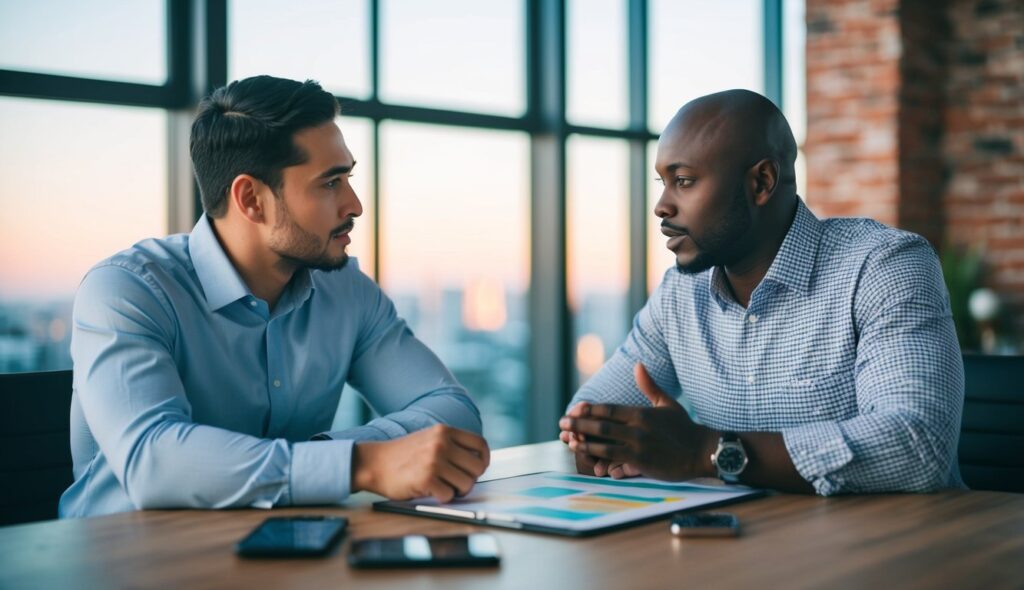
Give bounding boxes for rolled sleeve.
[783,421,855,496]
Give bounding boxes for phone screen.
[236,516,348,557]
[349,534,500,568]
[670,512,740,537]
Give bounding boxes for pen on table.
[414,505,477,519]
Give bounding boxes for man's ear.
[229,174,266,223]
[750,158,780,207]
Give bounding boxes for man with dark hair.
[61,76,489,517]
[559,89,964,495]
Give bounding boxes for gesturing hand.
[559,363,717,481]
[559,402,642,478]
[353,424,491,503]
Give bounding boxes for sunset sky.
[0,0,804,305]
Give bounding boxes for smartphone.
[348,534,501,568]
[669,512,740,537]
[235,516,348,557]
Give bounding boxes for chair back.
[959,354,1024,493]
[0,370,73,525]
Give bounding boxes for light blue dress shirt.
[60,216,481,518]
[571,200,965,495]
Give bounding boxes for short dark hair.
[190,76,339,218]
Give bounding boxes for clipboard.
[373,471,767,537]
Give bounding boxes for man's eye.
[324,178,341,189]
[675,177,694,188]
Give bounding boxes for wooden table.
[1,441,1022,589]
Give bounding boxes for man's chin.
[675,254,714,275]
[304,254,350,272]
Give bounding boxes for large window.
[0,1,795,448]
[228,0,371,99]
[380,0,526,115]
[379,123,531,448]
[567,137,630,386]
[648,0,764,131]
[0,0,166,84]
[0,98,167,372]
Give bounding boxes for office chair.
[0,370,73,525]
[959,354,1024,493]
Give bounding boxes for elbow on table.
[897,457,952,493]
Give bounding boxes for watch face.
[717,446,746,474]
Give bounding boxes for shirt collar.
[761,198,823,296]
[189,215,317,313]
[189,215,252,312]
[707,199,823,309]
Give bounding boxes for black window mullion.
[527,0,571,442]
[628,0,650,308]
[763,0,783,107]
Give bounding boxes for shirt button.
[272,379,281,388]
[747,314,758,324]
[747,375,755,385]
[249,300,257,308]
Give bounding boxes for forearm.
[116,420,354,509]
[710,430,814,494]
[324,388,482,441]
[781,412,959,495]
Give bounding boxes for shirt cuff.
[782,421,855,496]
[289,439,354,505]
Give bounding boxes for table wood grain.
[1,441,1021,589]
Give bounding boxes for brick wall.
[805,0,903,226]
[805,0,1024,339]
[944,0,1024,335]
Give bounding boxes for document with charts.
[374,471,765,536]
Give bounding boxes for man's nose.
[654,189,675,219]
[341,185,363,218]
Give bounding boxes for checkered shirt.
[572,200,966,495]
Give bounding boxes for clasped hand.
[558,363,716,481]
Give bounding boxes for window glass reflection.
[380,0,526,116]
[648,0,763,131]
[567,0,629,129]
[229,0,371,98]
[0,98,167,373]
[379,122,530,448]
[567,136,630,385]
[0,0,165,84]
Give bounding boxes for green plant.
[940,245,983,351]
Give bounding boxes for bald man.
[558,90,964,495]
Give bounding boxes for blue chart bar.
[545,474,717,493]
[591,492,667,504]
[517,486,582,499]
[511,506,603,521]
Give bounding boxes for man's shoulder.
[818,215,933,266]
[83,233,194,295]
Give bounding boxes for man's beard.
[675,183,752,275]
[268,199,353,272]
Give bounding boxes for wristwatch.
[710,433,748,483]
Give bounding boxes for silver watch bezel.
[711,438,749,480]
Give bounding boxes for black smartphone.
[348,534,501,568]
[669,512,740,537]
[235,516,348,558]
